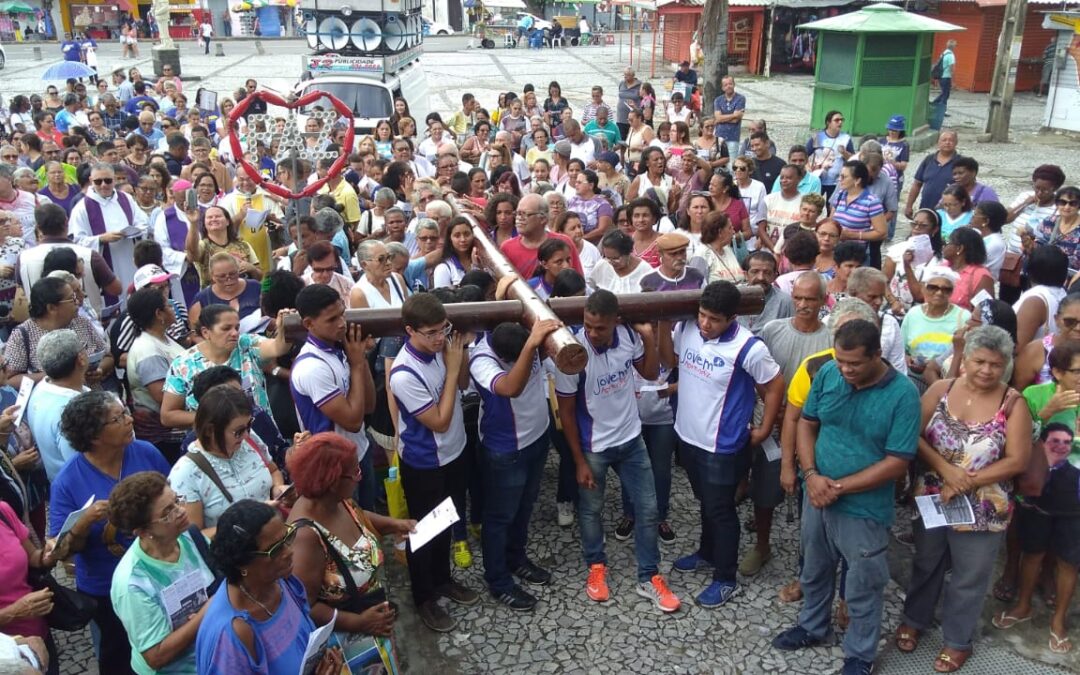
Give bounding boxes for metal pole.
[985,0,1028,142]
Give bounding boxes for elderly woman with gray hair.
[359,187,397,239]
[894,325,1032,673]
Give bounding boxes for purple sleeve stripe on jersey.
[314,390,343,407]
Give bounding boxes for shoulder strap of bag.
[18,325,34,374]
[292,517,361,599]
[184,451,233,503]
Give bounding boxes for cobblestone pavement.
[9,40,1080,675]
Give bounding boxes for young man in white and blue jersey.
[290,284,378,508]
[659,280,784,608]
[388,293,480,633]
[555,289,682,613]
[470,318,562,611]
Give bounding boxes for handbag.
[0,508,97,631]
[999,251,1023,287]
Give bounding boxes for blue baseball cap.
[887,115,906,131]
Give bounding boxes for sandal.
[895,624,920,653]
[778,579,803,603]
[1050,630,1073,654]
[934,649,971,673]
[993,578,1017,603]
[992,610,1032,630]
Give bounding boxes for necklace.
[237,582,275,617]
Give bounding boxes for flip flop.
[992,610,1032,630]
[1050,630,1073,654]
[895,625,920,653]
[934,649,971,673]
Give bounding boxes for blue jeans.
[681,441,747,583]
[481,434,549,594]
[621,423,675,522]
[579,435,660,582]
[798,495,890,663]
[933,77,952,105]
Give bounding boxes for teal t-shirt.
[900,304,970,365]
[110,531,216,674]
[802,360,921,525]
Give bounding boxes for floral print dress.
[915,379,1019,533]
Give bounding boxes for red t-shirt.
[500,231,583,279]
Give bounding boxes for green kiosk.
[798,3,963,136]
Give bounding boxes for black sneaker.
[495,585,538,612]
[418,599,458,632]
[772,625,826,651]
[841,657,875,675]
[615,516,634,541]
[435,580,480,606]
[657,521,676,545]
[514,560,552,586]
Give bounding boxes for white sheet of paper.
[970,289,994,308]
[761,435,782,462]
[238,310,271,335]
[245,208,268,231]
[12,377,34,428]
[299,609,336,675]
[910,234,934,266]
[637,383,667,393]
[160,569,209,631]
[409,496,461,551]
[58,494,95,539]
[915,494,975,529]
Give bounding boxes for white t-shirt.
[587,259,652,295]
[389,341,466,468]
[469,335,550,453]
[554,324,644,452]
[290,336,370,460]
[672,319,780,454]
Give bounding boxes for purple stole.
[164,205,200,306]
[83,193,133,307]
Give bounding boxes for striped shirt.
[831,189,884,233]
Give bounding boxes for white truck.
[294,0,431,135]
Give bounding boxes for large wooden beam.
[282,287,766,370]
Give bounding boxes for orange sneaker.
[586,563,609,602]
[637,574,681,613]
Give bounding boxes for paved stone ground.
[7,39,1080,675]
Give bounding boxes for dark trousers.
[481,434,549,594]
[203,36,211,53]
[933,77,952,105]
[88,591,135,675]
[682,441,748,583]
[401,453,467,606]
[549,410,579,504]
[617,122,630,140]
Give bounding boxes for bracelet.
[803,468,819,479]
[272,366,282,378]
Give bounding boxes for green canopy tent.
[0,1,35,13]
[798,3,964,135]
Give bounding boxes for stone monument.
[151,0,181,77]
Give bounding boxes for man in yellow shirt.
[446,93,477,138]
[316,156,361,230]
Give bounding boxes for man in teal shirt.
[772,319,920,675]
[583,106,621,149]
[933,39,957,106]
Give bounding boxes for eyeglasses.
[1060,317,1080,330]
[92,178,114,186]
[417,235,439,242]
[249,523,298,558]
[1,155,16,161]
[151,495,188,524]
[105,409,133,426]
[311,265,337,274]
[418,322,453,340]
[365,254,392,265]
[1058,199,1079,208]
[54,296,78,305]
[733,166,748,172]
[230,420,253,440]
[925,283,954,295]
[910,220,933,230]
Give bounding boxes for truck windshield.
[301,82,393,119]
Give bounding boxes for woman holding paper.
[883,208,944,311]
[109,471,216,674]
[195,500,344,675]
[894,325,1031,673]
[287,433,415,674]
[48,391,171,675]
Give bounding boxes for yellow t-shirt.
[319,179,362,226]
[786,348,836,409]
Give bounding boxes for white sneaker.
[557,501,574,527]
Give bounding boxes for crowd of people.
[0,62,1075,675]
